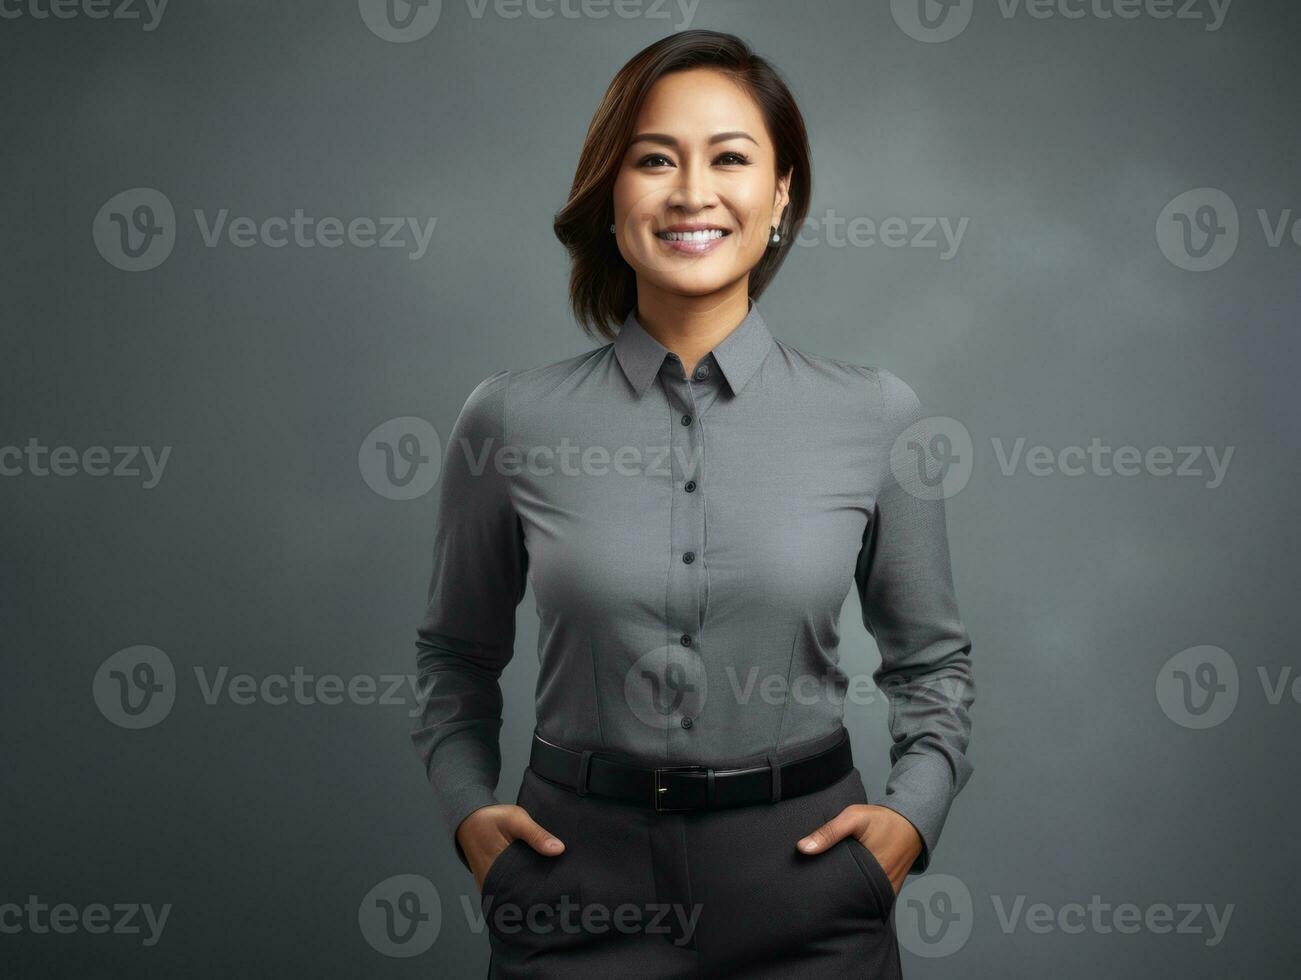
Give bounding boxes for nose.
[665,158,716,214]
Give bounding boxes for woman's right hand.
[457,804,566,893]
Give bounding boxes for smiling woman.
[553,32,811,349]
[411,28,975,980]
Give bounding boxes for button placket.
[661,356,709,744]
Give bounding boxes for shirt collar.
[614,298,774,399]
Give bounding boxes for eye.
[634,151,752,168]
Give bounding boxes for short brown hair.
[553,30,813,342]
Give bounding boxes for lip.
[659,223,732,233]
[654,225,732,256]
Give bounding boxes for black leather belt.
[528,729,853,812]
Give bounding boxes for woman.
[410,30,976,978]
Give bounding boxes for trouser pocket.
[844,834,897,916]
[819,768,897,920]
[481,769,584,948]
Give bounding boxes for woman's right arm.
[408,369,530,873]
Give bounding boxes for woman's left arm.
[854,367,976,878]
[799,367,976,890]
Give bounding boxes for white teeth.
[658,229,728,241]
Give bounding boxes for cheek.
[733,181,776,225]
[729,198,776,256]
[612,174,665,223]
[610,172,638,222]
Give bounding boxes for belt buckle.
[653,765,709,812]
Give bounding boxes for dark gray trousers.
[479,743,903,978]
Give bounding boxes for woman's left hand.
[796,804,922,897]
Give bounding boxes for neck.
[632,280,751,378]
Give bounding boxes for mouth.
[655,227,732,242]
[654,226,732,255]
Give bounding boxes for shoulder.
[456,346,608,434]
[771,338,923,422]
[451,369,511,441]
[861,365,924,424]
[506,345,608,397]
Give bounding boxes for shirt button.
[684,480,696,493]
[680,414,692,426]
[681,717,693,729]
[682,551,695,564]
[694,364,709,379]
[680,634,692,647]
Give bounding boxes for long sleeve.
[855,367,976,876]
[409,369,529,874]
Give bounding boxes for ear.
[772,166,793,231]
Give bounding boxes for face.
[611,68,792,299]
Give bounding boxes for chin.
[643,267,739,296]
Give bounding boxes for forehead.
[634,68,766,138]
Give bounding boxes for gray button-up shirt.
[410,299,975,876]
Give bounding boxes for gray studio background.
[2,0,1298,976]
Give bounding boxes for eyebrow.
[628,131,759,148]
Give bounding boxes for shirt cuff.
[874,799,933,875]
[439,785,501,875]
[873,755,960,875]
